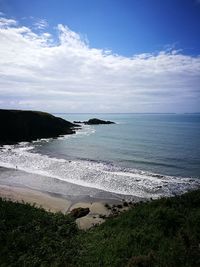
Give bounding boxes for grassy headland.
[0,109,78,144]
[0,189,200,266]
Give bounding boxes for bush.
[1,189,200,267]
[75,190,200,267]
[0,198,79,266]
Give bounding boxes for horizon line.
[53,112,200,115]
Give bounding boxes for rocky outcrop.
[70,207,90,219]
[0,109,78,144]
[73,118,115,125]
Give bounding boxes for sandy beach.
[0,166,132,229]
[0,184,71,213]
[0,183,125,230]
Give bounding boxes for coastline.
[0,166,135,229]
[1,184,199,266]
[0,184,71,213]
[0,182,127,230]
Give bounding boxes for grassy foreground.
[0,190,200,267]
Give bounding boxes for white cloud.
[0,17,17,28]
[0,17,200,113]
[33,18,48,30]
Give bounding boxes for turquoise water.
[0,114,199,198]
[46,113,200,177]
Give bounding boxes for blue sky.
[1,0,200,56]
[0,0,200,112]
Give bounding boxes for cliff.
[0,109,77,144]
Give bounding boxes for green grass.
[76,191,200,267]
[0,200,78,267]
[0,190,200,266]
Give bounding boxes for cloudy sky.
[0,0,200,113]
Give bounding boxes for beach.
[0,113,200,229]
[0,166,132,229]
[0,183,116,229]
[0,184,71,213]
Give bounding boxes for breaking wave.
[0,141,199,199]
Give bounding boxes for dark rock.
[99,214,106,219]
[104,203,111,209]
[73,118,115,125]
[123,201,129,207]
[70,207,90,219]
[0,109,78,144]
[73,121,82,124]
[85,118,115,125]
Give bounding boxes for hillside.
[0,109,77,144]
[0,189,199,266]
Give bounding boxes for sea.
[0,113,200,200]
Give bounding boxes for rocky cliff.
[0,109,77,144]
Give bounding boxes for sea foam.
[0,140,199,199]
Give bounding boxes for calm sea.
[0,114,200,198]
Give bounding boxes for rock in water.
[73,118,115,125]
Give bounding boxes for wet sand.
[0,166,126,202]
[0,183,126,230]
[0,184,71,213]
[0,167,133,229]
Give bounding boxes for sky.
[0,0,200,113]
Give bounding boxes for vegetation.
[0,199,78,267]
[0,189,200,266]
[0,109,77,144]
[76,190,200,267]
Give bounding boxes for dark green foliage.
[0,199,78,266]
[76,190,200,267]
[0,190,200,266]
[0,109,77,144]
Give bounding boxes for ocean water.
[0,113,200,199]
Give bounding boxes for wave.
[0,142,199,199]
[29,124,96,144]
[123,158,180,169]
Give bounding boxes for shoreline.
[0,183,128,230]
[1,138,200,201]
[0,165,199,229]
[0,184,71,213]
[0,166,134,230]
[0,166,142,203]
